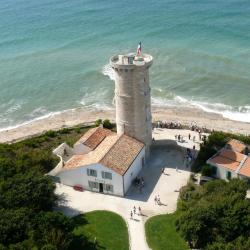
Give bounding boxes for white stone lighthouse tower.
[110,51,153,155]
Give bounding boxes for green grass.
[145,213,189,250]
[70,211,129,250]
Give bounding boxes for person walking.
[133,206,136,214]
[157,195,161,205]
[130,211,133,219]
[138,206,141,215]
[154,195,157,205]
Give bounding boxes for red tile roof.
[208,155,240,172]
[64,130,145,175]
[75,127,113,150]
[219,149,245,163]
[226,139,246,153]
[100,135,144,175]
[208,139,250,179]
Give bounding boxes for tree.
[0,172,57,211]
[0,208,30,246]
[176,179,250,249]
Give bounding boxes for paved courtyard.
[55,129,203,250]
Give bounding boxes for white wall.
[123,147,145,194]
[56,163,124,196]
[73,143,91,155]
[215,166,237,180]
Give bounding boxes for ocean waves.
[101,62,250,123]
[152,94,250,123]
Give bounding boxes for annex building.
[207,139,250,181]
[49,127,145,196]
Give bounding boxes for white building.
[49,127,146,196]
[49,49,153,196]
[207,139,250,181]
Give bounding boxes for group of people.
[154,121,182,129]
[130,205,142,219]
[153,120,211,133]
[134,176,145,193]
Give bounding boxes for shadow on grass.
[69,234,107,250]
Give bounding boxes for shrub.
[74,127,81,133]
[95,119,102,127]
[58,128,70,134]
[45,131,57,138]
[201,164,213,177]
[103,119,112,129]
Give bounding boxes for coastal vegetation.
[95,118,115,130]
[0,125,93,249]
[176,178,250,249]
[70,211,129,250]
[145,213,189,250]
[146,179,250,250]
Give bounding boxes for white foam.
[0,110,63,132]
[152,95,250,123]
[102,63,115,81]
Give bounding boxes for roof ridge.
[235,155,248,174]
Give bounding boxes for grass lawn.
[70,211,129,250]
[145,213,189,250]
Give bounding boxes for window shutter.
[102,171,105,179]
[87,169,90,176]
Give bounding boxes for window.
[227,171,232,180]
[88,181,98,189]
[105,184,113,192]
[87,169,97,177]
[102,171,112,180]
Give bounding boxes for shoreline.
[0,106,249,144]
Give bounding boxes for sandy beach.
[0,106,249,144]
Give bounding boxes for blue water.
[0,0,250,129]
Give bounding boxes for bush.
[58,128,70,134]
[201,164,213,177]
[74,127,81,134]
[95,119,102,127]
[103,119,112,129]
[45,131,57,138]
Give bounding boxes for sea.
[0,0,250,131]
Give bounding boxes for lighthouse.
[110,46,153,156]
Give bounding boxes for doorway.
[99,183,103,193]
